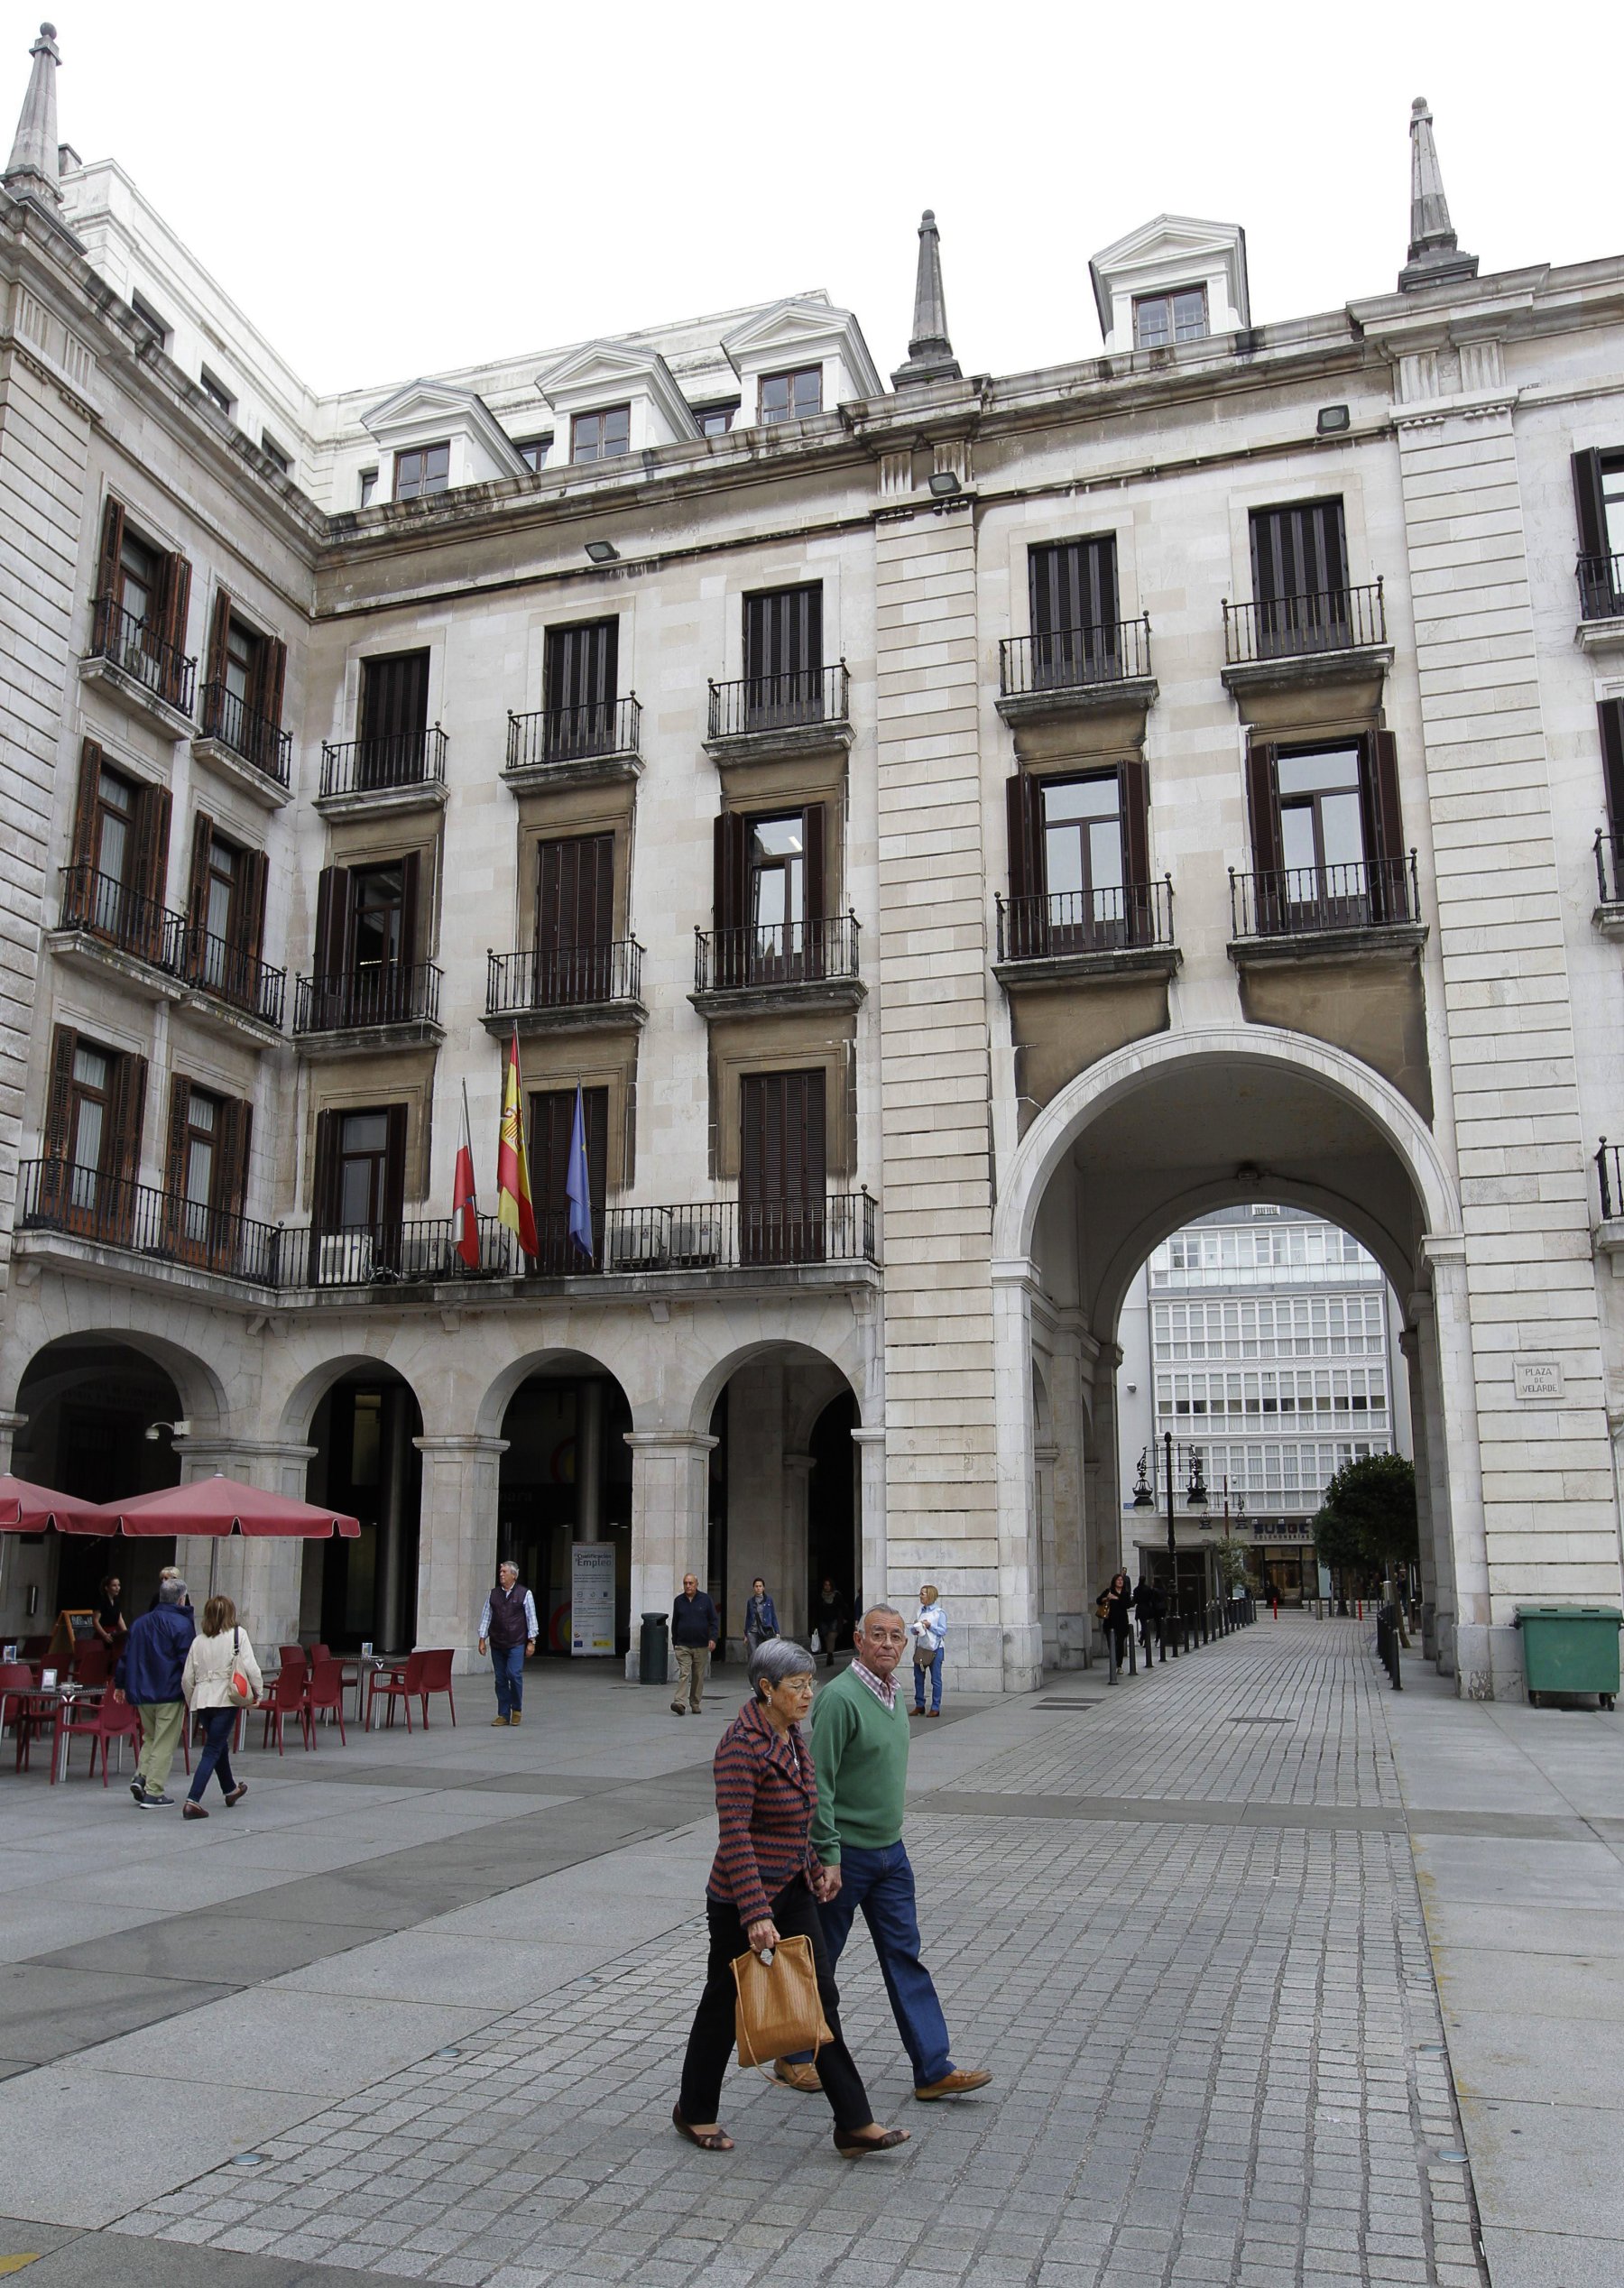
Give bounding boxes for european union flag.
[566,1084,594,1260]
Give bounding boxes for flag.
[496,1029,538,1258]
[566,1084,594,1261]
[452,1084,479,1269]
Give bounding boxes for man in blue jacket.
[114,1576,196,1807]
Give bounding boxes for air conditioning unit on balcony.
[669,1216,722,1269]
[398,1230,448,1280]
[317,1230,374,1285]
[609,1220,669,1270]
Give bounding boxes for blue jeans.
[794,1841,954,2085]
[491,1642,525,1716]
[188,1706,238,1804]
[913,1645,944,1711]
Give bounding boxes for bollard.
[1272,1597,1278,1620]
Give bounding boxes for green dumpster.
[1514,1606,1622,1709]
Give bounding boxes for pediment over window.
[536,341,700,452]
[721,298,883,422]
[1088,216,1250,355]
[361,380,529,491]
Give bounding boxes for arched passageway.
[299,1364,425,1655]
[495,1355,634,1657]
[705,1345,862,1652]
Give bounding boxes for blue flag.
[566,1084,594,1259]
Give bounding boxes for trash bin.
[638,1610,669,1686]
[1514,1605,1621,1709]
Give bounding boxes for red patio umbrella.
[0,1473,112,1534]
[96,1474,361,1539]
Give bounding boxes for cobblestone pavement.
[107,1619,1488,2288]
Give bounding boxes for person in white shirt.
[180,1595,263,1819]
[909,1586,947,1716]
[477,1561,540,1727]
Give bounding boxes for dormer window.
[130,292,171,349]
[358,467,379,508]
[694,403,738,438]
[759,367,822,425]
[1134,287,1208,349]
[261,432,292,476]
[572,406,631,464]
[199,369,234,419]
[394,442,449,501]
[515,435,553,471]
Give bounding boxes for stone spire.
[1398,96,1477,293]
[891,208,962,389]
[5,22,62,213]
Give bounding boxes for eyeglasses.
[780,1676,817,1695]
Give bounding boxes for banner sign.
[570,1542,615,1657]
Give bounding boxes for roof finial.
[5,23,63,213]
[1398,96,1478,293]
[891,208,962,389]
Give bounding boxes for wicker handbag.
[732,1936,833,2069]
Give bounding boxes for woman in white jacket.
[909,1585,947,1717]
[180,1595,263,1821]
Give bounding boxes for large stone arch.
[7,1321,232,1444]
[272,1348,432,1447]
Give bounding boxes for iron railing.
[318,726,448,799]
[999,615,1152,699]
[505,697,642,771]
[707,661,849,741]
[17,1158,282,1281]
[198,679,292,786]
[996,881,1173,964]
[1598,1140,1624,1219]
[293,962,443,1034]
[1578,552,1624,622]
[172,924,286,1029]
[1228,853,1419,938]
[88,594,196,715]
[302,1214,513,1288]
[57,863,175,967]
[695,914,861,992]
[485,940,643,1016]
[1223,580,1386,666]
[1595,828,1624,905]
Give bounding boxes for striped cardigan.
[706,1697,821,1929]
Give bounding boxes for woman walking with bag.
[743,1577,779,1654]
[673,1636,908,2159]
[909,1584,947,1716]
[180,1595,262,1821]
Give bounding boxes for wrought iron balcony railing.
[303,1215,514,1287]
[1594,828,1624,903]
[57,863,177,968]
[1223,580,1387,667]
[88,595,196,716]
[707,662,849,742]
[995,881,1174,964]
[999,615,1152,700]
[1579,552,1624,623]
[505,697,642,771]
[17,1158,282,1281]
[694,914,861,992]
[1228,854,1420,939]
[198,679,292,786]
[172,924,286,1029]
[486,939,643,1017]
[293,961,443,1034]
[1600,1141,1624,1220]
[318,726,448,799]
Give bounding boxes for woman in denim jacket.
[909,1585,947,1716]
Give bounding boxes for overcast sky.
[23,0,1615,397]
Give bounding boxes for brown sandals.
[671,2105,734,2152]
[834,2126,910,2157]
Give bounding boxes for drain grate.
[1231,1715,1293,1725]
[1035,1699,1103,1711]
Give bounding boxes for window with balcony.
[743,582,823,729]
[310,1104,407,1277]
[39,1023,147,1239]
[1003,761,1155,959]
[1248,499,1352,655]
[161,1076,252,1260]
[740,1068,826,1263]
[1133,288,1208,348]
[571,406,631,464]
[357,649,431,788]
[542,618,619,759]
[1241,733,1409,933]
[393,441,448,500]
[1029,536,1121,688]
[90,501,194,714]
[306,853,429,1030]
[759,367,822,424]
[527,1086,608,1271]
[1574,449,1624,619]
[712,805,829,986]
[200,592,288,780]
[182,814,271,1012]
[534,833,614,1005]
[62,739,171,959]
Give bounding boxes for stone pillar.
[852,1425,885,1618]
[1420,1242,1490,1693]
[376,1386,412,1654]
[0,1410,25,1471]
[167,1439,318,1649]
[1047,1327,1089,1666]
[625,1432,716,1682]
[1085,1342,1123,1629]
[783,1453,815,1645]
[1399,1324,1439,1657]
[991,1259,1043,1692]
[412,1435,508,1673]
[724,1360,787,1644]
[577,1379,604,1543]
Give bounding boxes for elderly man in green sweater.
[777,1602,992,2101]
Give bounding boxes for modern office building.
[3,31,1623,1693]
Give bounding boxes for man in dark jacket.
[670,1572,719,1715]
[114,1576,196,1808]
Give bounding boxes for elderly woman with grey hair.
[673,1635,909,2158]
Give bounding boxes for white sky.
[24,0,1617,397]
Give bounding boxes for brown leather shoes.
[913,2067,992,2100]
[774,2059,822,2093]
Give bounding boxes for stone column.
[167,1439,318,1649]
[725,1360,787,1643]
[782,1453,815,1645]
[1085,1342,1123,1635]
[0,1410,26,1471]
[1399,1324,1439,1657]
[577,1379,604,1543]
[1420,1241,1489,1693]
[376,1387,413,1654]
[412,1435,508,1673]
[852,1425,885,1616]
[625,1432,716,1682]
[991,1258,1043,1692]
[1047,1326,1090,1666]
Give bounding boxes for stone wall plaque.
[1513,1358,1564,1403]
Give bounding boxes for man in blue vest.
[477,1560,538,1726]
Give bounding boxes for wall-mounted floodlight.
[927,469,962,498]
[584,540,619,564]
[1316,404,1351,436]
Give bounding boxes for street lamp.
[1131,1449,1155,1507]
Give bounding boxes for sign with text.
[570,1542,616,1657]
[1513,1357,1564,1403]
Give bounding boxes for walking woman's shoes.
[834,2126,909,2157]
[671,2105,734,2152]
[773,2060,821,2093]
[225,1782,247,1806]
[913,2067,992,2099]
[182,1801,208,1820]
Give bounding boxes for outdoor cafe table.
[13,1682,102,1782]
[363,1656,411,1730]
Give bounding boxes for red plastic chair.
[277,1645,309,1684]
[62,1690,141,1783]
[305,1658,346,1746]
[415,1649,457,1728]
[72,1640,113,1686]
[367,1651,426,1732]
[0,1662,39,1768]
[260,1665,310,1755]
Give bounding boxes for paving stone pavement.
[100,1619,1488,2288]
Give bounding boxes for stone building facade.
[3,37,1623,1694]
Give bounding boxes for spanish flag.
[496,1029,539,1258]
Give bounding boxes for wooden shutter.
[741,1070,825,1204]
[382,1102,408,1233]
[97,498,125,607]
[360,650,429,743]
[236,845,269,967]
[160,553,192,700]
[1250,501,1346,604]
[1029,538,1118,637]
[802,805,826,920]
[1573,450,1609,562]
[1004,773,1045,959]
[399,849,421,969]
[544,619,618,715]
[744,585,822,680]
[714,809,750,928]
[206,588,232,686]
[1369,732,1405,861]
[135,783,171,959]
[310,1110,341,1228]
[163,1073,192,1198]
[1119,756,1150,945]
[313,865,346,975]
[108,1051,147,1187]
[220,1097,252,1222]
[43,1025,78,1158]
[187,812,215,935]
[537,835,614,954]
[1600,701,1624,833]
[257,635,287,735]
[1244,737,1284,877]
[69,739,102,872]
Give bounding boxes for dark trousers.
[789,1841,952,2086]
[491,1642,525,1716]
[678,1877,872,2133]
[188,1707,237,1804]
